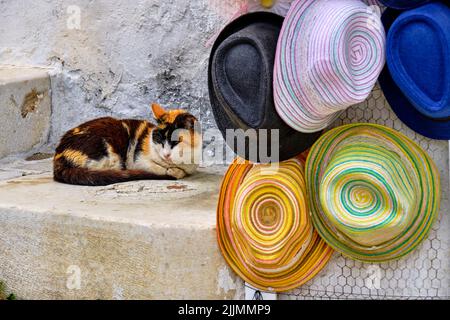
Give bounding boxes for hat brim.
[208,12,322,162]
[217,157,333,292]
[210,80,322,162]
[306,123,441,262]
[379,8,450,140]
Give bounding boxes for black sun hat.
[208,12,321,163]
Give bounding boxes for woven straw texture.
[278,84,450,300]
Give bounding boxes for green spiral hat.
[306,124,441,262]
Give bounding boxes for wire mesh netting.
[277,84,450,300]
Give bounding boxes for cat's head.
[150,103,202,165]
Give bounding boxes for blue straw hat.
[379,2,450,140]
[379,0,431,9]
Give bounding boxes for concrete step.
[0,66,51,159]
[0,157,244,300]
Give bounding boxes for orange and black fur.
[54,104,201,186]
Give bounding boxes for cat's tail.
[54,162,176,186]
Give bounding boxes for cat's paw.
[167,167,187,180]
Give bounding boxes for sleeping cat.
[53,104,201,186]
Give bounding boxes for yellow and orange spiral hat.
[217,155,333,292]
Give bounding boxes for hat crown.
[274,0,386,133]
[387,2,450,120]
[234,159,313,257]
[224,40,263,125]
[319,137,417,247]
[212,22,279,128]
[308,1,385,111]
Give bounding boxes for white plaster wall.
[0,0,231,146]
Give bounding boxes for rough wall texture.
[0,67,52,158]
[0,0,230,147]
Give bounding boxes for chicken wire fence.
[262,85,449,300]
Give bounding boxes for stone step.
[0,66,51,159]
[0,157,244,300]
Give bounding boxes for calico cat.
[53,104,201,186]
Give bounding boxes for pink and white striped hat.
[274,0,386,133]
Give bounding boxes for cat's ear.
[151,103,166,120]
